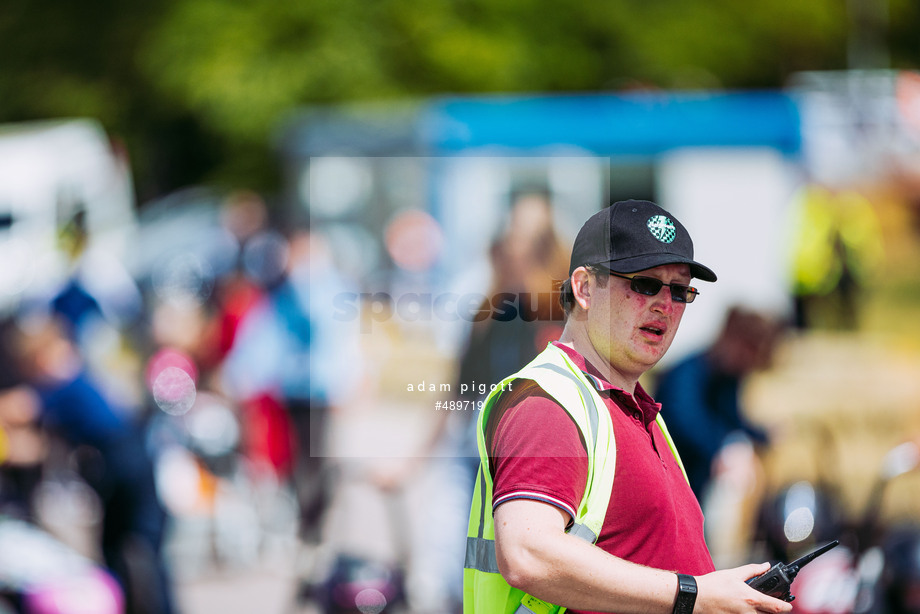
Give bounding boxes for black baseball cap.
[568,199,717,282]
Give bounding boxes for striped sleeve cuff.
[493,491,577,522]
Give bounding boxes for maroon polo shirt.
[488,342,714,606]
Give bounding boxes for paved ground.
[176,567,303,614]
[168,396,446,614]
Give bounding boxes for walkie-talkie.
[746,540,840,602]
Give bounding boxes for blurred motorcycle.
[145,348,299,575]
[757,440,920,614]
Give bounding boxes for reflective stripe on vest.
[463,343,688,614]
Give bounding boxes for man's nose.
[650,289,674,314]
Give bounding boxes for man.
[464,200,792,614]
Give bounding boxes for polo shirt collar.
[551,341,662,419]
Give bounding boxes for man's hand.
[495,499,793,614]
[695,564,793,614]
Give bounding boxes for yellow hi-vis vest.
[463,343,688,614]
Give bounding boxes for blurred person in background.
[138,190,301,574]
[220,216,363,543]
[200,193,297,485]
[0,315,176,614]
[43,207,145,410]
[50,208,143,338]
[456,190,569,394]
[405,190,569,614]
[195,190,271,381]
[788,184,883,331]
[0,349,45,519]
[654,306,784,502]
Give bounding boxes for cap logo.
[647,215,676,243]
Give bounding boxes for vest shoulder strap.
[488,344,617,539]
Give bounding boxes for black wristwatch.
[672,573,697,614]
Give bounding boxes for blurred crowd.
[0,189,359,614]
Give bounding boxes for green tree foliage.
[0,0,222,197]
[0,0,915,197]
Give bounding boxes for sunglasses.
[607,271,699,304]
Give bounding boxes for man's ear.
[571,267,592,311]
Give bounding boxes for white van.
[0,119,136,313]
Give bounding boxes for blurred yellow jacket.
[789,185,883,296]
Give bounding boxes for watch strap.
[672,573,697,614]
